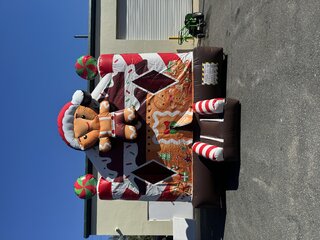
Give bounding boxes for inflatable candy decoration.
[74,174,97,199]
[75,55,98,80]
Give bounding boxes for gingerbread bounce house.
[58,47,240,207]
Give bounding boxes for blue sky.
[0,0,106,239]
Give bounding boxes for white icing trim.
[126,107,135,121]
[91,73,114,101]
[99,117,111,121]
[199,118,224,122]
[200,135,224,143]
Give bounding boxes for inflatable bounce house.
[58,47,240,207]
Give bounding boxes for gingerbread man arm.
[124,106,137,123]
[100,100,110,114]
[99,137,111,153]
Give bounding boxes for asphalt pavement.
[197,0,320,239]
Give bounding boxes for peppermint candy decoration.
[75,55,98,80]
[74,174,97,199]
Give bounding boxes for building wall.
[95,199,173,236]
[99,0,198,54]
[91,0,198,236]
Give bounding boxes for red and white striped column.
[192,142,224,161]
[193,98,225,115]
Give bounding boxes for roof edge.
[84,0,97,238]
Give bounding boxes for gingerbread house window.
[132,160,176,184]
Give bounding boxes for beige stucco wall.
[96,198,173,236]
[99,0,198,54]
[92,0,199,236]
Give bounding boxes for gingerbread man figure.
[58,90,137,153]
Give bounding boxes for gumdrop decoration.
[75,55,98,80]
[74,174,97,199]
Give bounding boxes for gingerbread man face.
[73,106,100,150]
